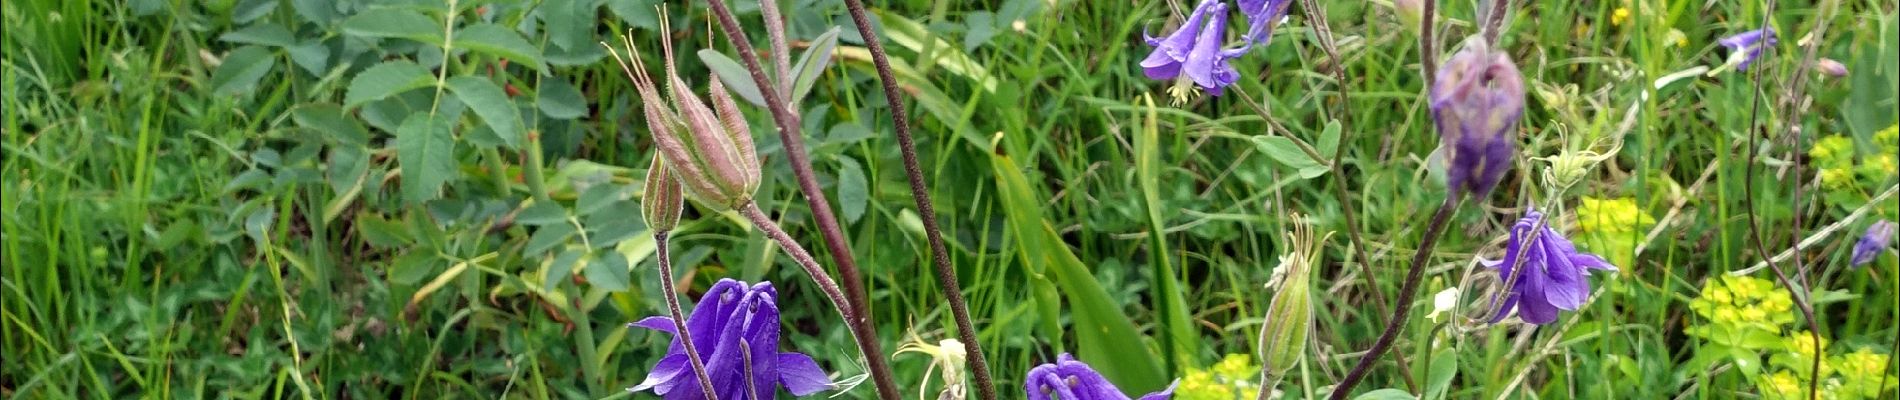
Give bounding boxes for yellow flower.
[1611,8,1631,26]
[1179,354,1262,400]
[1875,124,1899,150]
[1578,197,1655,234]
[1761,372,1805,399]
[1667,29,1689,47]
[1809,136,1855,167]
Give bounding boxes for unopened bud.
[642,154,685,233]
[609,29,762,210]
[1431,37,1525,200]
[1816,58,1848,78]
[1258,214,1323,388]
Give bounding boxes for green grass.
[4,0,1897,398]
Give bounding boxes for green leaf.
[1135,97,1195,372]
[537,78,587,119]
[1424,351,1458,400]
[286,40,330,76]
[583,251,631,291]
[291,103,369,146]
[220,23,295,47]
[340,9,444,44]
[1354,388,1418,400]
[835,155,868,223]
[517,201,570,226]
[605,0,662,30]
[444,76,522,149]
[290,0,336,25]
[525,224,577,257]
[540,0,592,51]
[1319,119,1342,157]
[390,251,440,285]
[543,248,585,292]
[1252,135,1323,170]
[575,184,624,216]
[395,113,457,204]
[991,153,1167,392]
[697,49,766,107]
[210,46,277,96]
[345,61,436,109]
[788,27,840,103]
[454,24,547,73]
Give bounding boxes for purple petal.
[741,290,782,400]
[1137,380,1180,400]
[632,316,678,334]
[777,353,832,396]
[632,353,691,394]
[1183,3,1231,90]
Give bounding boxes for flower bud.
[1816,58,1848,78]
[1258,214,1322,387]
[642,154,685,233]
[608,30,762,211]
[1431,37,1525,200]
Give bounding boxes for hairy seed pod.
[642,154,685,233]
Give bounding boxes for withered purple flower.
[1431,38,1525,200]
[1852,220,1895,268]
[1025,353,1177,400]
[1718,28,1776,71]
[1483,209,1617,325]
[631,279,832,399]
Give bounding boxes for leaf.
[210,46,277,96]
[516,201,570,226]
[697,49,767,107]
[543,248,585,292]
[290,0,336,25]
[232,0,276,23]
[540,0,592,51]
[575,183,624,216]
[583,251,631,291]
[537,78,587,119]
[1252,135,1330,179]
[835,155,868,223]
[991,153,1168,392]
[445,76,522,148]
[1135,96,1195,371]
[525,223,577,257]
[291,103,369,146]
[220,23,295,47]
[1318,119,1342,157]
[389,251,441,285]
[789,27,840,103]
[340,9,444,44]
[286,40,330,76]
[454,24,547,73]
[605,0,662,30]
[345,61,436,109]
[395,114,457,204]
[872,10,998,93]
[1354,388,1418,400]
[1424,351,1458,400]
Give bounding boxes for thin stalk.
[1329,197,1459,399]
[1479,0,1510,44]
[1296,0,1415,389]
[525,131,552,203]
[1736,2,1821,400]
[701,1,901,398]
[830,0,997,397]
[739,202,891,398]
[758,0,792,98]
[1419,0,1440,87]
[655,231,720,400]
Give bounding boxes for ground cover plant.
[2,0,1897,398]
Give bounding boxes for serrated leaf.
[232,0,276,23]
[697,49,766,107]
[605,0,661,30]
[517,201,570,226]
[220,23,295,47]
[396,114,456,204]
[286,40,329,76]
[537,78,586,119]
[836,155,868,223]
[455,24,547,73]
[210,46,277,96]
[789,27,840,103]
[291,103,369,146]
[341,9,444,44]
[540,0,592,51]
[525,223,577,257]
[345,61,436,109]
[390,251,440,285]
[291,0,336,25]
[583,251,631,291]
[445,76,522,148]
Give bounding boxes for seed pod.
[642,154,685,233]
[1258,214,1322,389]
[609,29,762,210]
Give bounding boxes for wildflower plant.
[1179,354,1263,400]
[1574,197,1656,271]
[1810,125,1900,211]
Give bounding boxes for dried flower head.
[1431,37,1526,200]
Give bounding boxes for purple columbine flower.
[630,279,831,399]
[1718,28,1776,71]
[1431,38,1525,200]
[1851,220,1896,268]
[1025,353,1178,400]
[1141,0,1249,97]
[1482,209,1617,325]
[1237,0,1293,46]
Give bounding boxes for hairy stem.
[1479,0,1510,44]
[739,202,890,397]
[701,1,901,397]
[1330,197,1458,399]
[834,0,998,398]
[1297,0,1415,389]
[1419,0,1440,87]
[655,232,719,400]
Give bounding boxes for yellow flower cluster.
[1689,276,1795,328]
[1810,125,1900,192]
[1578,197,1655,235]
[1832,348,1898,398]
[1760,372,1806,400]
[1179,354,1263,400]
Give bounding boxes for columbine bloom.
[1431,38,1525,200]
[630,279,831,399]
[1851,220,1896,268]
[1237,0,1293,46]
[1141,0,1248,100]
[1026,353,1177,400]
[1718,28,1776,71]
[1483,209,1616,325]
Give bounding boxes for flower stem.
[739,202,889,396]
[701,1,901,397]
[1329,196,1458,399]
[833,0,997,397]
[655,231,720,400]
[1419,0,1440,87]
